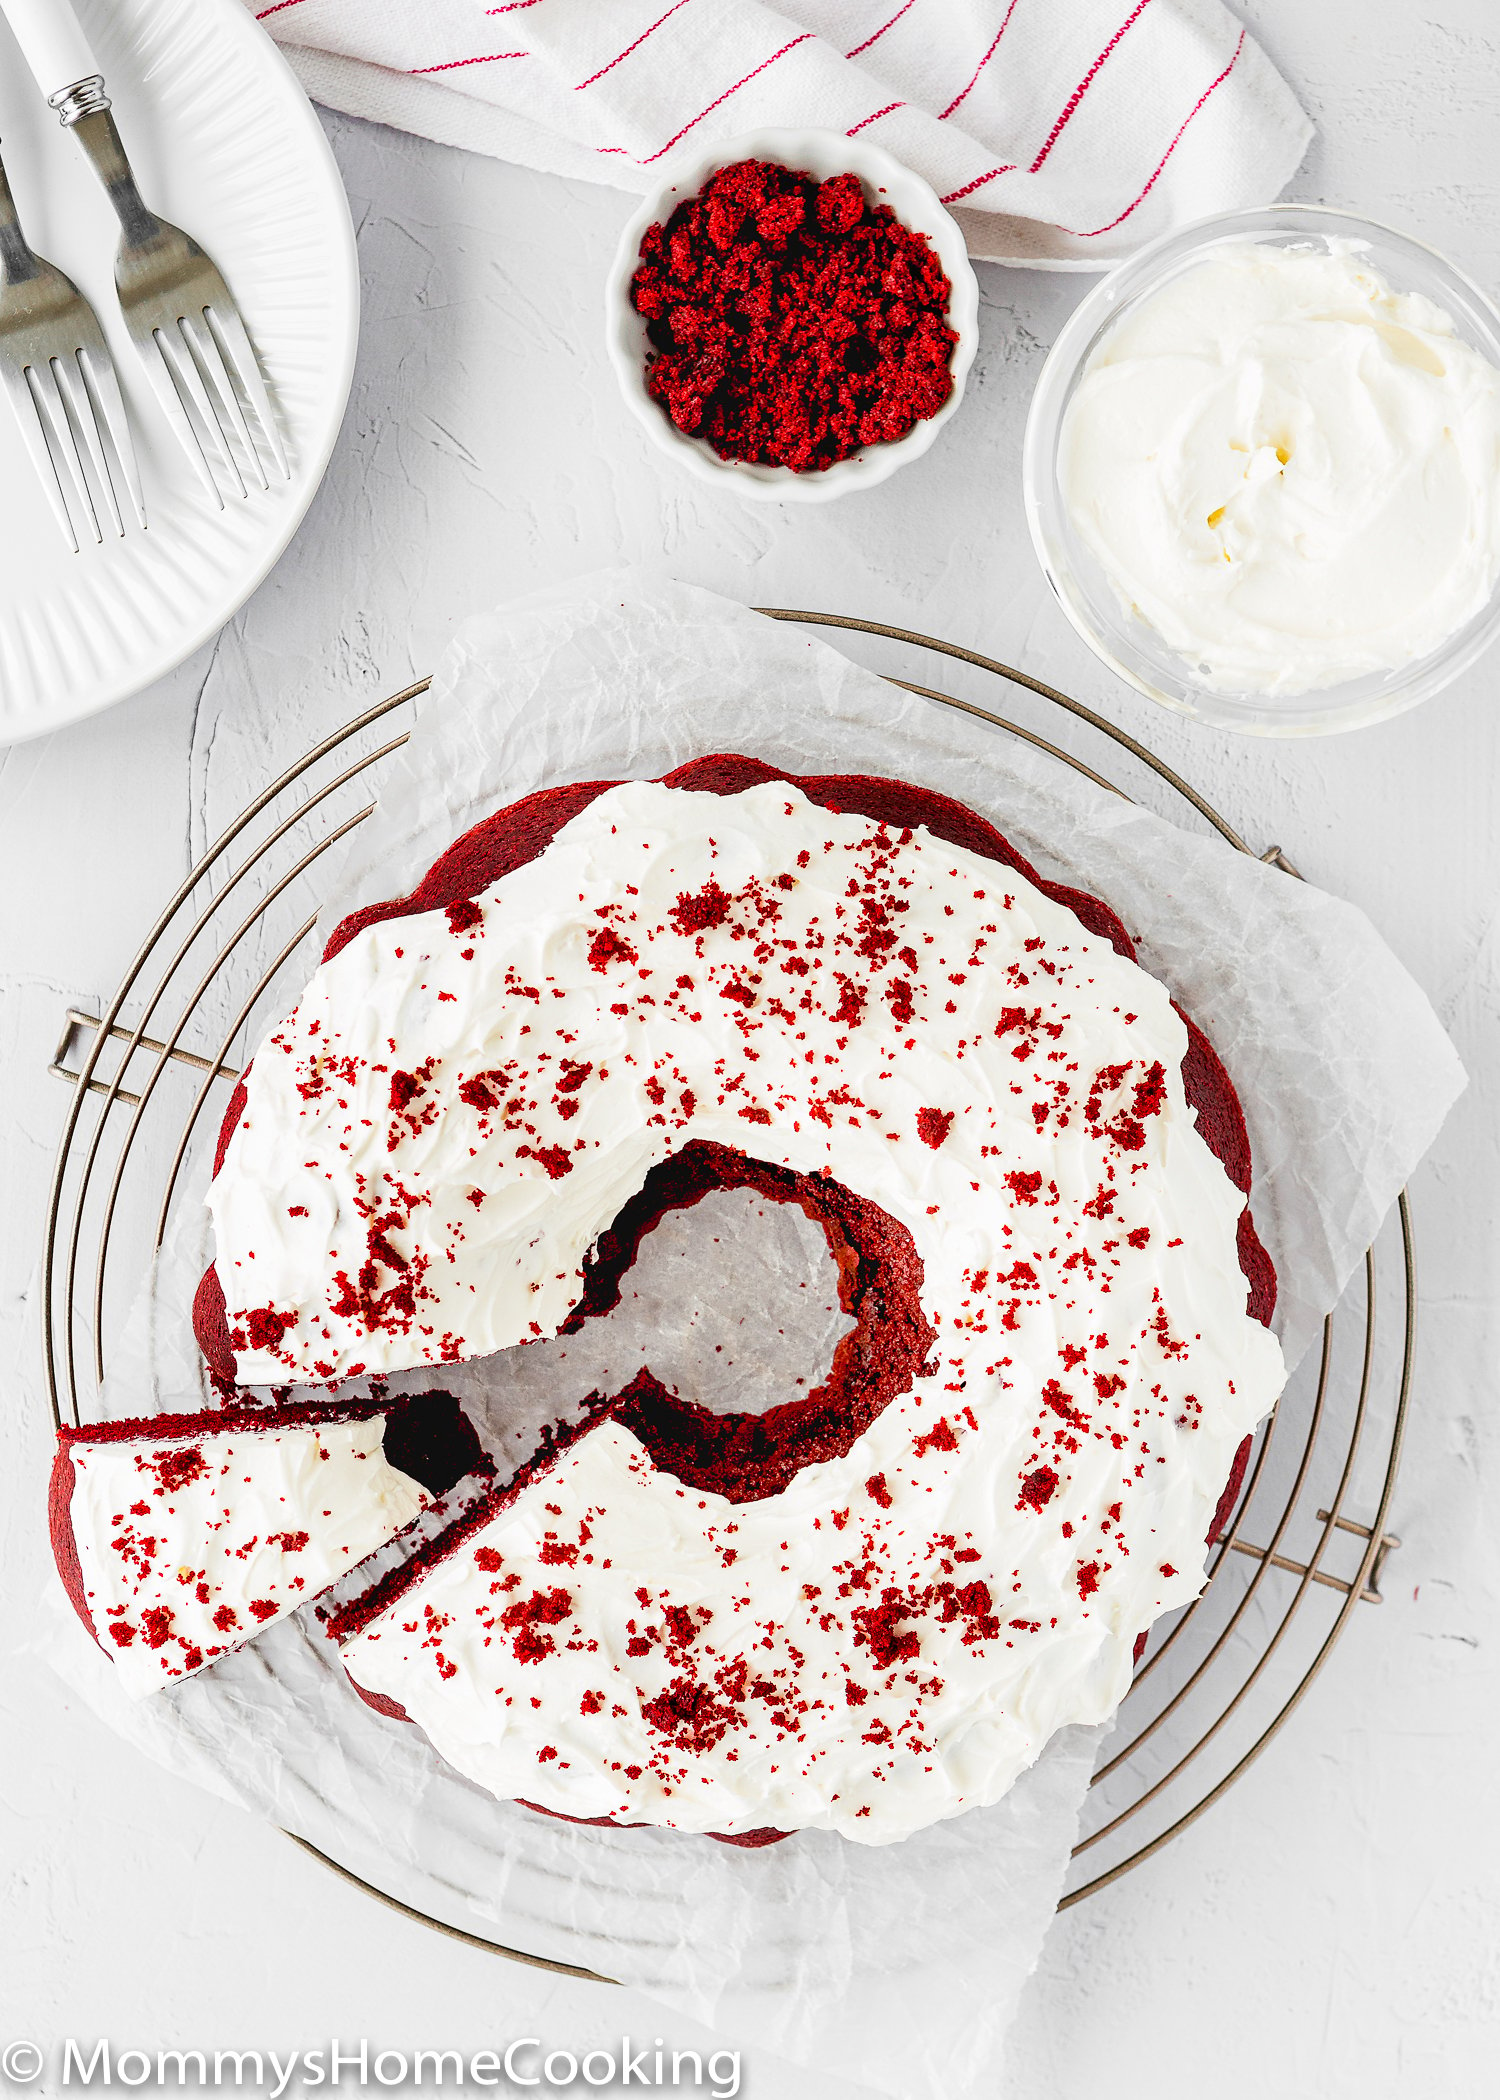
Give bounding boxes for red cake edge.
[518,1796,789,1850]
[56,1391,397,1450]
[193,1264,235,1386]
[49,1444,100,1650]
[347,1676,413,1724]
[325,1436,574,1650]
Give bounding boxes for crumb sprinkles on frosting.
[629,158,957,472]
[205,760,1285,1843]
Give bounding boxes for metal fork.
[0,137,144,549]
[6,0,289,508]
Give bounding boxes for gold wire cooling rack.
[41,611,1412,1973]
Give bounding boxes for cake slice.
[321,1414,790,1837]
[51,1392,482,1697]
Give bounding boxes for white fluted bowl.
[604,127,979,504]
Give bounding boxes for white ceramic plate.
[0,0,358,742]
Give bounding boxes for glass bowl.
[1022,203,1500,736]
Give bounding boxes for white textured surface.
[2,3,1498,2090]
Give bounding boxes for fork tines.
[3,331,146,553]
[138,293,290,508]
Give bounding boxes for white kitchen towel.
[245,0,1312,266]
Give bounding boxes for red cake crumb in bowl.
[604,128,979,503]
[632,161,955,469]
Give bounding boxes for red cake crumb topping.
[155,1447,208,1493]
[501,1586,575,1664]
[670,879,733,934]
[629,158,957,473]
[243,1305,294,1353]
[389,1070,423,1111]
[445,898,484,936]
[916,1107,953,1149]
[1017,1466,1059,1512]
[588,926,637,972]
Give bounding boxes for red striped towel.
[247,0,1311,265]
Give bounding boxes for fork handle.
[67,106,159,246]
[5,0,160,244]
[0,147,41,282]
[5,0,110,118]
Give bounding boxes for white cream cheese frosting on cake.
[209,777,1275,1388]
[64,1415,432,1697]
[333,1376,1252,1845]
[209,775,1285,1841]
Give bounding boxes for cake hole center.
[455,1170,857,1473]
[603,1184,855,1418]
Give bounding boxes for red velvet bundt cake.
[183,757,1281,1842]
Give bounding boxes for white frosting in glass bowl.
[1025,206,1500,734]
[1058,244,1500,697]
